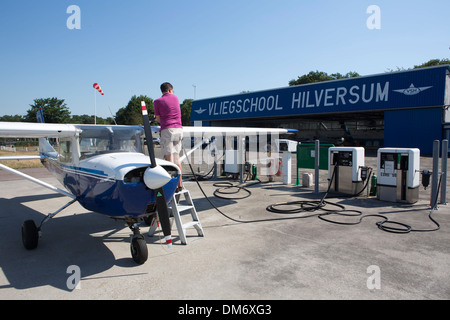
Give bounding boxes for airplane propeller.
[141,101,173,248]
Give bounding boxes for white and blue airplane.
[0,104,294,264]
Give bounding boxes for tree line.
[0,96,193,126]
[288,58,449,86]
[1,58,448,125]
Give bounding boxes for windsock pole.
[93,83,104,125]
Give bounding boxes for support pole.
[239,136,245,184]
[94,90,97,125]
[213,151,218,179]
[440,139,448,205]
[295,142,301,186]
[282,151,292,185]
[315,140,320,193]
[431,140,440,209]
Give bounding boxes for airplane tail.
[36,108,58,156]
[36,108,45,124]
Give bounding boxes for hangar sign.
[191,66,447,122]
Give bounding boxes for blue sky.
[0,0,448,118]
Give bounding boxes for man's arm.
[153,100,160,124]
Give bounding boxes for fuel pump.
[377,148,420,203]
[328,147,367,195]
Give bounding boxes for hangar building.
[190,65,450,155]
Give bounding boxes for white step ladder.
[169,188,204,245]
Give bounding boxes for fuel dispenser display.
[328,147,366,195]
[377,148,420,203]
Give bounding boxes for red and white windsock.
[93,83,104,95]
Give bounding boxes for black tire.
[130,236,148,264]
[22,220,39,250]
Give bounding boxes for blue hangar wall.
[191,65,450,155]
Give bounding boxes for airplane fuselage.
[42,152,180,218]
[34,124,180,219]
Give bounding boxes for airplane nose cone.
[143,165,172,190]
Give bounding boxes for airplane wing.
[181,126,295,135]
[0,121,79,138]
[0,121,294,137]
[178,126,297,162]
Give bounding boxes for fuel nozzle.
[360,166,369,181]
[421,170,431,189]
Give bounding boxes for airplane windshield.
[78,125,145,160]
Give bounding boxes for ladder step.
[169,188,204,244]
[183,221,200,229]
[175,205,194,213]
[174,189,189,196]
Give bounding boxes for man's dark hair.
[160,82,173,93]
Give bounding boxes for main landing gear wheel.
[22,220,39,250]
[130,235,148,264]
[20,200,77,251]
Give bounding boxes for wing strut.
[0,163,76,199]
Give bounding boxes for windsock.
[93,83,104,95]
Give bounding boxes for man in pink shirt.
[154,82,184,191]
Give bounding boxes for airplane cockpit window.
[78,125,145,160]
[59,139,72,163]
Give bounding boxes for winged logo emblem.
[194,107,207,114]
[393,83,433,96]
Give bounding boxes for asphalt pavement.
[0,156,449,300]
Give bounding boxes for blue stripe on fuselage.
[42,159,179,218]
[61,164,108,178]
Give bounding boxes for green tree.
[71,114,114,125]
[289,70,359,86]
[387,58,450,72]
[414,58,450,69]
[180,99,193,126]
[25,97,71,123]
[115,95,154,125]
[71,114,94,124]
[0,114,24,122]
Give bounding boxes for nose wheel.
[131,234,148,264]
[128,220,148,264]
